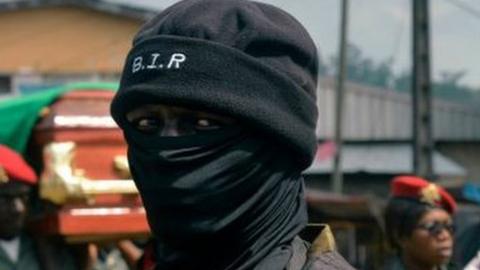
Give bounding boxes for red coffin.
[29,90,150,243]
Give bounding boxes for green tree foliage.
[393,71,410,93]
[393,70,480,105]
[327,43,395,89]
[433,71,480,104]
[326,43,480,105]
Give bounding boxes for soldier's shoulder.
[301,224,356,270]
[303,250,356,270]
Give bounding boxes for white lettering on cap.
[132,53,187,74]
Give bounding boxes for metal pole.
[412,0,433,179]
[332,0,349,193]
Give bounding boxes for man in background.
[0,144,78,270]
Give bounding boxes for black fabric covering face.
[111,0,319,170]
[123,125,308,270]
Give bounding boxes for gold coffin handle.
[40,142,138,205]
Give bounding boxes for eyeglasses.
[416,221,455,236]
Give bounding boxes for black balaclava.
[124,125,308,269]
[110,0,319,269]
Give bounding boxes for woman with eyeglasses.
[383,175,458,270]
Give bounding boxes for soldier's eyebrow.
[126,105,163,122]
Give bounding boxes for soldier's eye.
[173,116,223,135]
[132,117,163,133]
[195,118,223,131]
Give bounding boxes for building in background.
[303,77,480,267]
[0,0,155,97]
[306,76,480,194]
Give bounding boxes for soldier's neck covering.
[124,125,307,270]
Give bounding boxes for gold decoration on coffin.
[113,155,131,179]
[0,166,9,183]
[40,142,138,205]
[419,183,441,206]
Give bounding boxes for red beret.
[391,175,456,214]
[0,145,37,185]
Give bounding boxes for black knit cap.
[111,0,319,169]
